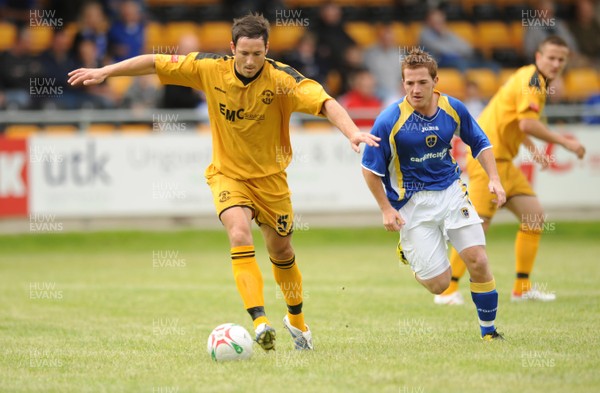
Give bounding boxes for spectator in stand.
[0,28,43,110]
[364,22,401,103]
[122,74,161,110]
[546,77,571,124]
[569,0,600,68]
[338,44,366,96]
[523,0,583,66]
[583,94,600,124]
[73,38,116,108]
[45,0,83,24]
[108,0,145,62]
[72,1,111,65]
[39,29,80,109]
[282,32,328,85]
[338,68,382,128]
[222,0,285,19]
[0,0,36,28]
[161,34,204,110]
[419,8,499,73]
[310,1,356,74]
[383,81,406,108]
[463,80,486,119]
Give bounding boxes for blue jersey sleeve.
[452,98,491,158]
[361,103,398,176]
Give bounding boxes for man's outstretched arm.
[321,98,380,153]
[68,54,156,86]
[520,118,585,159]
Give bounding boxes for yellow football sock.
[513,229,542,295]
[440,247,468,296]
[231,246,266,320]
[252,316,269,330]
[271,255,307,332]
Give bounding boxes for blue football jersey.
[362,92,491,210]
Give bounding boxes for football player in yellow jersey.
[434,36,586,306]
[68,13,379,351]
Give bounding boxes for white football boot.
[283,315,313,350]
[434,291,465,305]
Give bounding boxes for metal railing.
[1,104,599,130]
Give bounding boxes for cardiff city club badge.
[426,135,437,148]
[461,208,470,218]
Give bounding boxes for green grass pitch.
[1,222,599,393]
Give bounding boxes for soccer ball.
[207,323,253,362]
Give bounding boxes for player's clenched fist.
[382,207,404,232]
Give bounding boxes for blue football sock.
[470,279,498,336]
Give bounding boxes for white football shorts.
[398,180,485,280]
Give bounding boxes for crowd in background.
[0,0,599,125]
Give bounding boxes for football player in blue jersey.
[362,48,506,340]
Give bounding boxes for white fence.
[1,125,600,219]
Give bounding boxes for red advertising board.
[0,138,29,217]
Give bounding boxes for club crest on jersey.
[260,89,274,104]
[461,208,470,218]
[425,135,437,148]
[219,191,231,202]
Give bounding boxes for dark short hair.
[348,67,372,84]
[231,13,270,46]
[401,48,438,80]
[538,35,569,52]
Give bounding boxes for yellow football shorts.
[466,157,536,218]
[206,165,294,236]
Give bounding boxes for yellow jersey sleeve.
[290,78,332,116]
[265,59,331,116]
[154,52,208,91]
[516,69,546,121]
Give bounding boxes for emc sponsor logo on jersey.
[219,103,265,122]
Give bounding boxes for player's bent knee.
[227,227,253,246]
[268,246,294,261]
[430,282,449,295]
[265,237,294,261]
[461,246,488,266]
[425,279,450,295]
[418,269,451,294]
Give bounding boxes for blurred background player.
[361,48,506,340]
[436,36,586,306]
[67,12,379,351]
